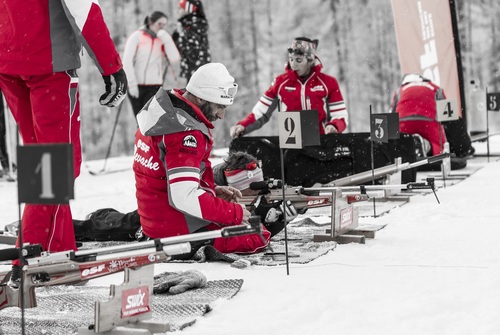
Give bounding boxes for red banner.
[391,0,462,116]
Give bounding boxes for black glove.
[153,270,207,294]
[99,68,127,107]
[254,196,298,223]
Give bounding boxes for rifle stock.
[241,187,333,212]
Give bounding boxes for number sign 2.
[278,110,320,149]
[17,144,74,204]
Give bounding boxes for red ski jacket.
[237,58,348,134]
[133,89,245,237]
[390,80,446,121]
[0,0,122,76]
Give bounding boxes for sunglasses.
[288,48,305,56]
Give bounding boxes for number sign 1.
[17,144,74,204]
[436,99,459,122]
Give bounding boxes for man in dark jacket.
[172,0,211,83]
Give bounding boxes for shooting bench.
[306,178,437,244]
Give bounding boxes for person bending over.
[74,151,297,246]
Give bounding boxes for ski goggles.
[199,83,238,98]
[288,48,305,56]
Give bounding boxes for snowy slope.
[1,136,500,335]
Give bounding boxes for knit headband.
[224,166,263,190]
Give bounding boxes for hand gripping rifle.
[0,218,262,311]
[239,179,334,214]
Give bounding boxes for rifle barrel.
[306,182,432,193]
[325,153,449,187]
[72,225,261,259]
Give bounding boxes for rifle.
[325,153,449,187]
[0,219,262,311]
[240,179,334,213]
[240,177,437,213]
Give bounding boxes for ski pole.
[89,103,124,175]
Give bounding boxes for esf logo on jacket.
[311,85,325,92]
[183,135,198,148]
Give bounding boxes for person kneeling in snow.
[389,73,448,158]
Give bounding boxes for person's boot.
[412,134,430,158]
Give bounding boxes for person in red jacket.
[134,63,271,254]
[0,0,127,288]
[230,37,348,138]
[389,74,447,156]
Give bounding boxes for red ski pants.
[400,120,448,156]
[0,71,81,259]
[206,223,271,254]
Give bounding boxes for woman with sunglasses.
[230,37,349,138]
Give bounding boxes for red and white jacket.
[237,58,348,134]
[0,0,122,76]
[389,80,446,121]
[123,28,180,89]
[133,88,245,238]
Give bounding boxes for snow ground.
[1,136,500,335]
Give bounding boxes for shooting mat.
[0,279,243,334]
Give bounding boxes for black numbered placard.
[17,144,74,204]
[487,93,500,112]
[278,110,320,149]
[436,99,459,122]
[370,113,399,143]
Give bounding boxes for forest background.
[9,0,500,161]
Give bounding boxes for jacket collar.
[171,89,214,129]
[136,88,212,138]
